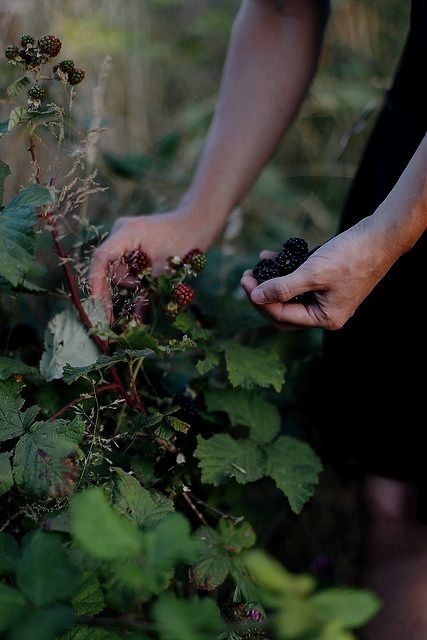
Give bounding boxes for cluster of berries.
[121,247,206,319]
[4,34,85,110]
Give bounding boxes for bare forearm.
[372,134,427,258]
[180,0,329,244]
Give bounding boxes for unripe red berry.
[122,248,151,276]
[172,283,195,306]
[38,34,62,57]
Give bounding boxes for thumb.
[250,268,312,305]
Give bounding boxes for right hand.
[88,209,208,318]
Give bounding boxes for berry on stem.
[28,84,46,101]
[68,67,85,86]
[172,283,195,306]
[20,34,35,48]
[38,34,62,58]
[4,45,20,61]
[58,59,75,73]
[122,248,151,277]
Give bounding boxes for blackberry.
[27,84,46,101]
[68,67,85,86]
[252,259,279,284]
[274,248,305,275]
[283,236,308,258]
[38,34,62,58]
[172,283,195,306]
[123,248,151,277]
[58,59,75,73]
[4,45,20,61]
[20,34,35,47]
[174,393,200,417]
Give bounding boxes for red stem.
[49,383,119,421]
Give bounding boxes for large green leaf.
[223,341,286,392]
[13,418,84,496]
[0,451,14,496]
[0,357,38,381]
[0,532,20,575]
[8,107,30,132]
[195,434,265,485]
[112,467,174,530]
[70,573,105,616]
[265,436,322,514]
[310,588,381,629]
[70,487,144,560]
[0,184,52,286]
[174,311,213,341]
[40,307,100,381]
[62,348,153,384]
[16,532,79,607]
[61,628,122,640]
[7,76,31,98]
[8,605,74,640]
[0,584,29,632]
[0,379,39,442]
[0,159,11,206]
[205,388,281,443]
[245,550,315,597]
[153,593,226,640]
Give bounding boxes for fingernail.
[251,287,265,304]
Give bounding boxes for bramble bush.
[0,34,379,640]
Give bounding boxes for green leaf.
[16,532,79,606]
[0,451,13,496]
[223,341,286,392]
[71,573,105,616]
[174,311,213,341]
[0,532,20,575]
[217,519,256,553]
[0,159,11,206]
[192,526,231,590]
[112,467,174,530]
[310,588,381,629]
[166,415,190,434]
[205,388,281,443]
[120,325,160,352]
[9,604,74,640]
[153,593,226,640]
[70,487,144,560]
[8,107,30,132]
[266,436,322,514]
[0,276,47,295]
[196,349,221,376]
[61,628,121,640]
[13,418,84,496]
[0,584,29,632]
[0,184,52,286]
[7,76,31,98]
[0,379,39,442]
[0,357,37,381]
[40,307,100,381]
[245,550,315,597]
[195,434,265,486]
[62,347,154,384]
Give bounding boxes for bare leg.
[361,474,427,640]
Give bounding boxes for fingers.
[259,250,277,260]
[88,246,118,319]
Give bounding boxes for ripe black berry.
[38,34,62,58]
[174,393,200,417]
[68,67,85,85]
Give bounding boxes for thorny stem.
[48,383,120,421]
[28,131,40,184]
[181,488,208,526]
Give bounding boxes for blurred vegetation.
[0,0,410,582]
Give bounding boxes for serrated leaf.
[192,526,231,590]
[0,379,38,442]
[310,588,381,629]
[0,584,29,632]
[0,532,20,575]
[70,487,144,560]
[0,452,13,496]
[61,628,121,640]
[13,418,84,496]
[0,276,47,294]
[195,434,265,486]
[166,415,190,433]
[7,76,31,98]
[9,604,74,640]
[0,357,37,381]
[8,107,30,132]
[16,532,79,607]
[63,348,153,384]
[112,467,174,530]
[120,325,160,352]
[174,311,213,341]
[266,436,322,514]
[205,388,280,443]
[0,184,52,286]
[223,341,286,392]
[133,407,164,430]
[153,593,226,640]
[71,573,105,616]
[196,349,221,375]
[217,519,256,553]
[0,159,11,206]
[40,306,100,381]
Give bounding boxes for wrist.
[174,193,231,249]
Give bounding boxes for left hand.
[241,216,399,331]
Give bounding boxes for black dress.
[317,0,427,506]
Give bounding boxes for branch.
[49,383,119,421]
[28,132,40,184]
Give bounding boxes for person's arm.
[89,0,329,313]
[242,133,427,330]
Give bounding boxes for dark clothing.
[318,0,427,508]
